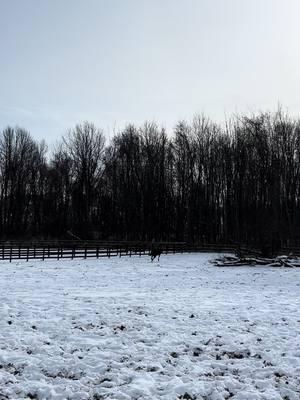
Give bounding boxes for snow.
[0,253,299,400]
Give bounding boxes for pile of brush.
[213,254,300,268]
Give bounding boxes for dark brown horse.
[150,247,162,262]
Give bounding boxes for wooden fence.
[4,241,297,262]
[0,241,238,262]
[0,241,184,262]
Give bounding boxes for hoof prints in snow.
[0,254,299,399]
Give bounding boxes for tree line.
[0,109,300,245]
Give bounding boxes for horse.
[150,247,162,262]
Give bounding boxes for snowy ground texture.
[0,253,300,400]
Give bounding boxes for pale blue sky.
[0,0,300,144]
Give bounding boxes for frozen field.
[0,253,299,400]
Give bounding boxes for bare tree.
[62,121,105,237]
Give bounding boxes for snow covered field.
[0,253,299,400]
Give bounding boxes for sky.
[0,0,300,145]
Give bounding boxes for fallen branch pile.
[213,255,300,268]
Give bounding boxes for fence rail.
[3,241,297,262]
[0,241,238,262]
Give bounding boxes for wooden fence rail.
[5,241,299,262]
[0,242,183,262]
[0,241,238,262]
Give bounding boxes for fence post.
[10,245,12,262]
[27,246,29,262]
[84,245,87,259]
[19,244,21,259]
[42,246,45,261]
[96,245,99,259]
